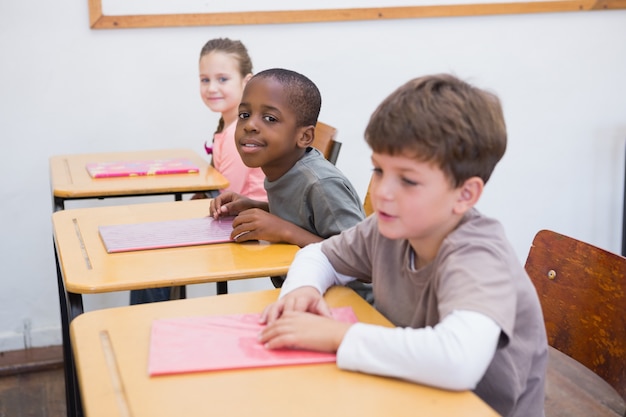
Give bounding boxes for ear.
[295,125,315,149]
[452,177,484,215]
[242,73,253,86]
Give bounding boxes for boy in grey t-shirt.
[210,68,371,301]
[259,74,548,417]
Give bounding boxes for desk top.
[70,286,499,417]
[52,199,299,294]
[50,149,229,199]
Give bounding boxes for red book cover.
[86,157,199,178]
[98,216,234,253]
[148,307,358,376]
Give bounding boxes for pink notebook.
[85,157,199,178]
[98,216,234,253]
[148,307,358,376]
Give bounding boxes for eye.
[371,167,382,176]
[218,76,229,83]
[401,177,418,186]
[200,77,209,84]
[238,112,249,119]
[263,115,277,123]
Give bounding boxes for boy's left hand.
[258,311,352,353]
[230,209,288,242]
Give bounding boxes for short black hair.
[252,68,321,127]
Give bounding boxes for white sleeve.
[279,242,356,298]
[337,309,500,391]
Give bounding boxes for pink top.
[211,121,267,201]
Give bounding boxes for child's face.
[235,77,309,181]
[370,152,467,254]
[199,51,249,123]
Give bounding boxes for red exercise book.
[85,157,199,178]
[98,216,235,253]
[147,307,358,376]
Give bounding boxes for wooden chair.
[312,121,342,165]
[525,230,626,417]
[363,176,374,217]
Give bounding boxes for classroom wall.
[1,1,625,350]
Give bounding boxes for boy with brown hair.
[260,74,547,417]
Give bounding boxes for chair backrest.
[312,121,342,165]
[363,176,374,217]
[524,229,626,402]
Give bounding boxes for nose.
[241,116,258,133]
[372,175,394,203]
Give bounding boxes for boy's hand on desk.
[258,311,352,353]
[210,191,256,219]
[230,209,293,243]
[232,210,323,247]
[260,286,331,324]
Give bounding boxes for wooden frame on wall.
[88,0,626,29]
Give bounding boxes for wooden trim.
[88,0,626,29]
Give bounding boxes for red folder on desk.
[147,307,358,376]
[85,157,199,178]
[98,216,234,253]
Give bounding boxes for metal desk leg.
[54,239,83,417]
[53,196,65,212]
[622,143,626,256]
[217,281,228,295]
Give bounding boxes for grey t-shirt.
[264,147,365,238]
[321,209,547,417]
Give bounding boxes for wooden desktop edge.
[70,287,499,417]
[49,149,229,198]
[52,200,300,294]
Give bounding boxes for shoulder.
[442,209,510,258]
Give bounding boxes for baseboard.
[0,326,62,352]
[0,345,63,376]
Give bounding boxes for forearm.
[279,222,324,248]
[281,243,342,297]
[337,310,500,391]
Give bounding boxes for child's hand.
[260,286,332,324]
[209,191,251,219]
[258,311,352,353]
[259,287,345,353]
[230,209,289,243]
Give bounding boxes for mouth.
[377,210,395,221]
[238,140,265,153]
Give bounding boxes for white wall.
[1,0,625,350]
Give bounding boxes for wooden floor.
[0,346,66,417]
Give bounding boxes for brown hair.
[200,38,253,134]
[364,74,507,187]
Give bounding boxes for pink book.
[98,216,235,253]
[147,307,358,376]
[85,157,199,178]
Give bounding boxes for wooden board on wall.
[88,0,626,29]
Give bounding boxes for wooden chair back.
[312,121,342,165]
[524,229,626,406]
[363,176,374,217]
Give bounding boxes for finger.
[259,322,296,350]
[313,300,334,319]
[260,302,283,324]
[232,230,252,242]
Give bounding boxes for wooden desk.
[50,149,229,211]
[53,199,298,417]
[70,286,499,417]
